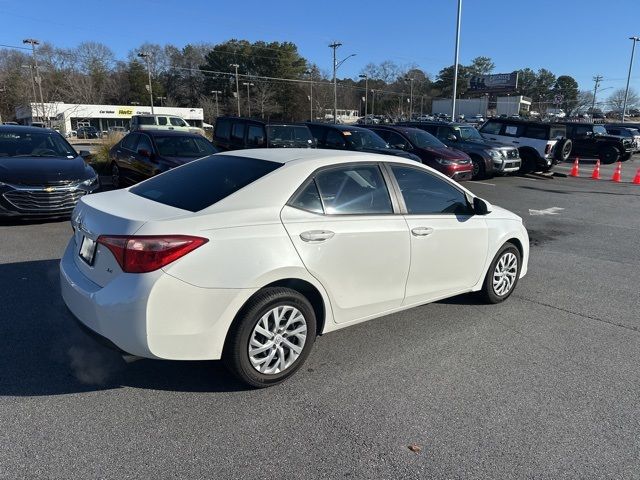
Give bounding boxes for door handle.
[411,227,434,237]
[512,141,520,144]
[489,137,497,140]
[300,230,335,242]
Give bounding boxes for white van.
[130,115,203,136]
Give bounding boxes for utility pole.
[329,42,342,124]
[371,89,376,118]
[230,64,240,116]
[591,75,602,115]
[23,39,46,126]
[306,70,314,121]
[622,37,640,124]
[359,74,368,123]
[137,51,154,114]
[243,82,254,116]
[451,0,462,120]
[405,76,414,119]
[420,95,424,116]
[211,90,221,118]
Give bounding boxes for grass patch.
[86,134,122,175]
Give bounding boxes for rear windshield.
[130,155,282,212]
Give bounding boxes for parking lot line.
[472,181,495,186]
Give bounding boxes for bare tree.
[608,87,639,111]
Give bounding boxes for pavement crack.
[513,295,639,333]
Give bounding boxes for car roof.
[487,118,564,127]
[221,147,415,166]
[134,129,203,138]
[0,125,58,134]
[399,121,468,127]
[304,122,370,132]
[367,125,432,135]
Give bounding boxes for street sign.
[553,94,564,104]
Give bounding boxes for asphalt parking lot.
[1,162,639,479]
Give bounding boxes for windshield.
[345,129,388,150]
[267,126,313,146]
[405,129,446,148]
[593,125,608,135]
[453,126,483,141]
[0,131,77,158]
[155,136,217,158]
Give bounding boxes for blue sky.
[1,0,640,94]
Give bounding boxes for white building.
[432,96,532,118]
[16,102,204,134]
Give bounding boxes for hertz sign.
[117,108,134,117]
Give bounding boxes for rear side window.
[130,155,282,212]
[306,125,325,142]
[480,121,502,135]
[215,118,231,140]
[231,122,245,142]
[325,129,347,148]
[157,117,168,126]
[137,117,155,125]
[524,125,548,140]
[247,125,266,147]
[502,123,524,137]
[170,117,187,127]
[289,180,323,214]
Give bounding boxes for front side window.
[593,125,607,135]
[170,117,187,127]
[215,118,231,140]
[391,166,471,215]
[385,132,409,149]
[325,129,347,148]
[314,165,393,215]
[157,117,168,126]
[479,121,503,135]
[344,129,388,150]
[405,129,446,148]
[453,126,483,141]
[137,117,155,125]
[247,125,266,147]
[154,136,217,158]
[231,122,245,142]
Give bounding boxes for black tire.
[479,242,522,304]
[621,152,632,162]
[518,150,536,174]
[470,155,487,180]
[223,287,316,388]
[111,162,121,189]
[555,138,573,161]
[599,145,620,164]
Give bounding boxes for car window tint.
[170,117,187,126]
[136,134,153,153]
[525,125,547,140]
[574,125,591,136]
[231,122,245,142]
[371,129,390,142]
[247,125,266,147]
[436,126,454,139]
[157,117,168,126]
[215,118,231,140]
[314,165,392,214]
[306,125,325,142]
[391,166,470,215]
[137,117,155,125]
[155,136,217,157]
[289,180,323,214]
[130,155,282,212]
[479,121,502,135]
[502,124,523,137]
[325,129,347,148]
[386,132,408,149]
[121,133,139,151]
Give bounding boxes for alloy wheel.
[248,305,307,374]
[492,252,518,296]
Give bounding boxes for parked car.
[109,130,217,188]
[60,148,529,387]
[398,121,521,179]
[479,118,569,172]
[108,126,127,135]
[304,122,421,162]
[0,125,98,217]
[213,117,315,151]
[363,125,472,180]
[130,114,203,136]
[559,122,634,163]
[603,125,640,152]
[76,126,99,139]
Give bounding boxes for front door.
[388,164,488,304]
[281,163,410,324]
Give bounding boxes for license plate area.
[79,236,97,266]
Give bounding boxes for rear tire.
[555,138,573,161]
[599,145,620,164]
[223,287,316,388]
[480,243,522,304]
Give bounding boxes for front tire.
[599,145,620,164]
[223,287,316,388]
[480,243,522,304]
[470,155,487,180]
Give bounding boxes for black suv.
[559,122,634,164]
[304,123,421,162]
[213,117,315,151]
[397,121,521,179]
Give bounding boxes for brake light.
[97,235,208,273]
[545,143,552,154]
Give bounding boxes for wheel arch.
[469,152,493,174]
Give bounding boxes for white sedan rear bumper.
[59,239,257,360]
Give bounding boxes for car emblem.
[44,186,55,193]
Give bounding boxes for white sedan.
[60,149,529,387]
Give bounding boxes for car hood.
[420,146,470,160]
[0,156,95,185]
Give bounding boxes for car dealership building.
[16,102,205,134]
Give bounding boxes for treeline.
[1,39,635,122]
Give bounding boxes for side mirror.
[473,197,490,215]
[447,134,458,142]
[78,150,91,158]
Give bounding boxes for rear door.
[117,133,140,186]
[281,163,410,324]
[388,164,488,304]
[230,121,247,149]
[131,133,158,183]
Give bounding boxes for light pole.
[23,39,46,126]
[405,76,415,120]
[591,75,602,114]
[137,51,154,114]
[371,89,376,118]
[242,82,254,116]
[230,64,240,116]
[359,74,368,123]
[22,65,38,108]
[329,43,356,124]
[305,70,314,121]
[157,96,167,107]
[211,90,221,118]
[622,36,640,124]
[451,0,462,120]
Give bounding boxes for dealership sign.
[468,72,519,92]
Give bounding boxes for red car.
[365,125,472,181]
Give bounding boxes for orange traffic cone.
[569,157,580,177]
[591,160,601,180]
[611,161,622,182]
[632,167,640,185]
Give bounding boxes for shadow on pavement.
[0,259,248,397]
[518,185,640,197]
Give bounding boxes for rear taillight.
[545,143,552,154]
[97,235,208,273]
